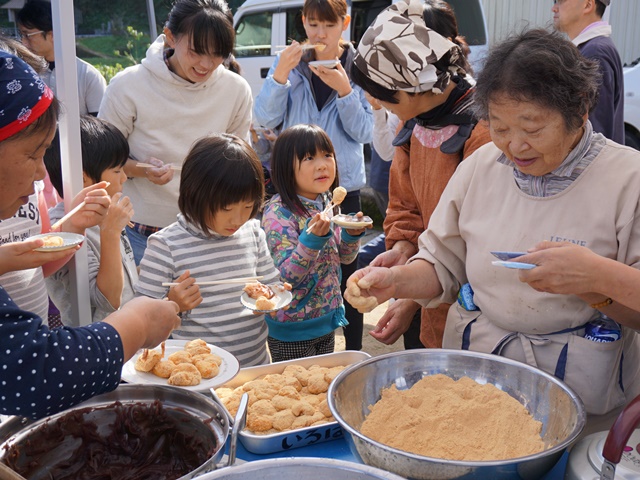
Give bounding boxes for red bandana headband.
[0,51,54,142]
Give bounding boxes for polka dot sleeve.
[0,287,124,419]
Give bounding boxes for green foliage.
[77,29,149,64]
[93,62,127,83]
[361,195,384,230]
[72,0,170,36]
[77,36,128,58]
[118,26,147,64]
[77,27,151,83]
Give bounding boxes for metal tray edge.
[213,350,370,454]
[221,351,371,389]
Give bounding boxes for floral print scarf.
[353,0,466,94]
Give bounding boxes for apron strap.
[554,344,568,380]
[491,322,590,371]
[551,322,592,380]
[461,319,477,350]
[492,332,550,367]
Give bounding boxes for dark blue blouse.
[0,286,124,419]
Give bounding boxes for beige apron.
[442,303,639,415]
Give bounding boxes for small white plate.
[121,340,240,392]
[309,59,339,69]
[240,288,293,313]
[492,260,536,270]
[331,213,374,228]
[31,232,85,252]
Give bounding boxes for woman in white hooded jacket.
[99,0,253,264]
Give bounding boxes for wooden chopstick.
[306,203,335,234]
[136,163,182,171]
[162,276,263,287]
[50,201,86,231]
[274,44,323,49]
[274,44,324,53]
[321,202,335,215]
[305,219,321,234]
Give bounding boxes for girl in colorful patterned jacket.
[262,124,367,362]
[254,0,374,352]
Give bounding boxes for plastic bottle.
[584,314,621,343]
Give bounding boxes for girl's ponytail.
[421,0,472,75]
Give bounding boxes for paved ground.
[333,184,405,357]
[334,300,405,357]
[332,200,407,357]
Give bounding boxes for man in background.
[552,0,624,143]
[17,0,106,116]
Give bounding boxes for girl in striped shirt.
[135,134,279,367]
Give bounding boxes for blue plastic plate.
[490,251,527,261]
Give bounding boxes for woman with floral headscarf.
[350,0,491,349]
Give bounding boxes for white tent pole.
[146,0,158,40]
[51,0,92,326]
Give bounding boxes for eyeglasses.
[18,30,45,40]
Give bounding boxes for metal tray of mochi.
[212,351,370,454]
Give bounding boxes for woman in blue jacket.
[254,0,373,350]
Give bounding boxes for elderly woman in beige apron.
[346,4,640,436]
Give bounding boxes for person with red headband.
[0,51,181,419]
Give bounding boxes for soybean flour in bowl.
[360,374,545,461]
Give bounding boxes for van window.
[448,0,486,46]
[285,8,306,44]
[351,0,391,46]
[235,11,273,57]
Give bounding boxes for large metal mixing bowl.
[328,349,586,480]
[195,458,406,480]
[0,384,230,480]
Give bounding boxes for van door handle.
[260,68,270,78]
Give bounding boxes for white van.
[233,0,489,98]
[624,61,640,149]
